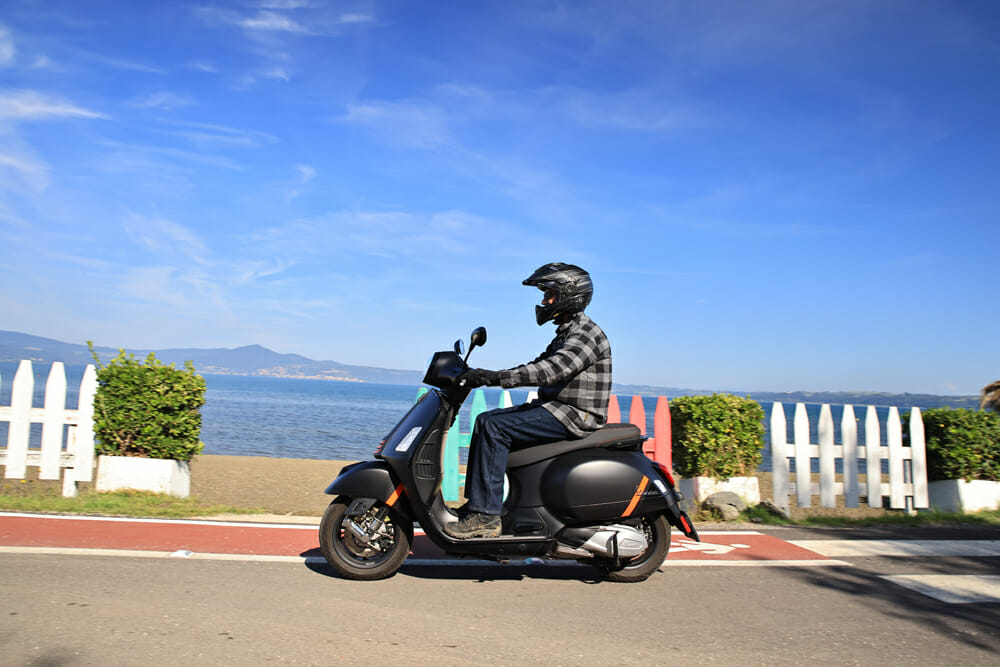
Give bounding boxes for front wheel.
[319,497,413,580]
[596,514,671,583]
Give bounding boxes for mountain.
[0,330,424,385]
[0,330,980,408]
[611,383,980,410]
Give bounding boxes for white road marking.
[0,511,318,530]
[880,575,1000,604]
[0,545,849,567]
[789,540,1000,557]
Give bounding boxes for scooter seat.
[506,423,644,469]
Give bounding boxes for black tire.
[319,497,412,580]
[596,514,671,583]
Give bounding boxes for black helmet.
[522,263,593,325]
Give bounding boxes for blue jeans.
[463,403,570,515]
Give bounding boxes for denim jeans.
[463,403,570,515]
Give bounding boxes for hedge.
[909,407,1000,482]
[669,393,765,480]
[88,344,206,462]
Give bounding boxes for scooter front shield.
[325,460,411,520]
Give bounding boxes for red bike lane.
[0,513,836,565]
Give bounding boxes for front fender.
[325,460,410,518]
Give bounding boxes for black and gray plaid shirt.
[497,312,612,438]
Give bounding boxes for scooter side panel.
[541,449,670,523]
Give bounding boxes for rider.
[445,262,612,539]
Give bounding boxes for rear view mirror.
[464,327,487,363]
[470,327,487,349]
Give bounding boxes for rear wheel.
[596,514,671,583]
[319,497,412,580]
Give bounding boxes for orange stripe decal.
[386,483,405,507]
[622,476,649,517]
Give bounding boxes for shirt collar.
[556,311,585,334]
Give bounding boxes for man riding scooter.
[447,262,613,539]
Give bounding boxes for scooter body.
[319,328,699,581]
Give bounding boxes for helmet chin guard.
[523,263,593,326]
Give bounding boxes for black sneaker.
[443,512,501,539]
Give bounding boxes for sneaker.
[443,512,501,539]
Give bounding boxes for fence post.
[628,395,651,460]
[500,390,513,409]
[887,407,905,509]
[793,403,811,508]
[653,396,671,470]
[71,364,98,487]
[865,406,881,509]
[770,402,790,514]
[607,394,621,423]
[841,405,859,507]
[4,360,34,479]
[818,404,835,507]
[909,407,929,508]
[40,362,67,480]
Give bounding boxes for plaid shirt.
[497,312,612,438]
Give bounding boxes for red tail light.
[651,461,676,487]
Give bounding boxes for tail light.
[651,461,676,487]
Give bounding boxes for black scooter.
[319,327,699,581]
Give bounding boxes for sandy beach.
[188,454,896,520]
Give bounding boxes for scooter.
[319,327,699,581]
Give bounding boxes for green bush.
[670,394,765,480]
[88,343,206,462]
[911,408,1000,482]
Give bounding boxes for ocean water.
[1,361,906,471]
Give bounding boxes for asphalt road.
[4,526,1000,666]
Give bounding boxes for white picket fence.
[0,360,98,497]
[770,402,929,514]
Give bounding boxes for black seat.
[506,423,643,469]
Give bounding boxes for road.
[2,515,999,665]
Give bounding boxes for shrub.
[912,407,1000,482]
[88,343,206,462]
[670,394,765,480]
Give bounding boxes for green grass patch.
[0,490,263,519]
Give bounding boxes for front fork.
[343,498,393,550]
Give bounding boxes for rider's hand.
[459,369,500,388]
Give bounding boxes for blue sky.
[1,1,996,396]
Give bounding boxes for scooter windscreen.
[423,350,466,389]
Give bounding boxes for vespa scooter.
[319,327,699,581]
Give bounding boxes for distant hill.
[1,330,979,408]
[0,330,424,385]
[612,383,980,410]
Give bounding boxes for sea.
[1,362,913,472]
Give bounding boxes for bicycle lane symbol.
[670,538,752,556]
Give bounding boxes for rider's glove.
[459,368,500,388]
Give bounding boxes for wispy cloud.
[0,145,50,191]
[0,89,108,121]
[156,119,278,148]
[295,164,315,183]
[284,164,316,200]
[238,10,311,33]
[0,25,14,67]
[95,139,244,174]
[339,101,452,149]
[201,5,373,37]
[126,214,210,266]
[131,91,195,110]
[259,0,314,9]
